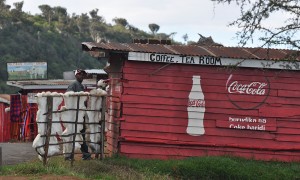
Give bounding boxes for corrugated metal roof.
[7,79,97,90]
[82,42,300,61]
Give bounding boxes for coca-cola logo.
[226,74,270,110]
[188,99,205,107]
[227,81,267,95]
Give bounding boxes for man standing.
[66,69,91,160]
[67,69,86,92]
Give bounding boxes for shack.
[82,41,300,162]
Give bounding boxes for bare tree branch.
[212,0,300,49]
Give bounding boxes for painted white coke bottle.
[186,75,205,136]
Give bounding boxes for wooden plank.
[124,61,280,77]
[259,106,300,117]
[122,106,259,119]
[120,142,300,158]
[120,127,276,141]
[120,123,277,141]
[120,143,300,162]
[276,134,300,142]
[123,100,265,113]
[124,72,277,87]
[271,82,300,91]
[121,138,300,154]
[278,89,300,98]
[123,86,276,101]
[124,60,300,79]
[277,119,300,128]
[122,114,216,127]
[276,127,300,135]
[121,93,272,107]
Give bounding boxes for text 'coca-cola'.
[227,81,267,95]
[188,99,205,107]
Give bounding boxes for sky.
[4,0,282,47]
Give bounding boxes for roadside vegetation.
[1,155,300,179]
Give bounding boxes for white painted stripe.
[128,52,300,71]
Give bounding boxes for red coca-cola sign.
[226,74,270,109]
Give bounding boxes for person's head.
[74,69,87,82]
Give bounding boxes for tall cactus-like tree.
[182,33,189,44]
[148,23,160,34]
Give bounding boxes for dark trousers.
[80,128,89,154]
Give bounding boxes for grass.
[1,155,300,179]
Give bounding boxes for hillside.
[0,1,180,93]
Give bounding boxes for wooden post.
[43,96,53,166]
[71,95,80,167]
[100,96,106,160]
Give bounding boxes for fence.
[32,90,107,166]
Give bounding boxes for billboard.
[7,62,48,80]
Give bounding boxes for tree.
[90,23,107,42]
[169,32,177,40]
[0,0,11,27]
[38,4,54,25]
[148,23,160,34]
[212,0,300,49]
[10,1,24,22]
[113,17,128,27]
[76,13,90,35]
[182,33,188,44]
[52,6,67,21]
[89,8,104,23]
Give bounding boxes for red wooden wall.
[0,103,10,142]
[115,60,300,162]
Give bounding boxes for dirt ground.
[0,142,37,165]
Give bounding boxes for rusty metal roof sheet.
[7,79,97,90]
[82,42,300,61]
